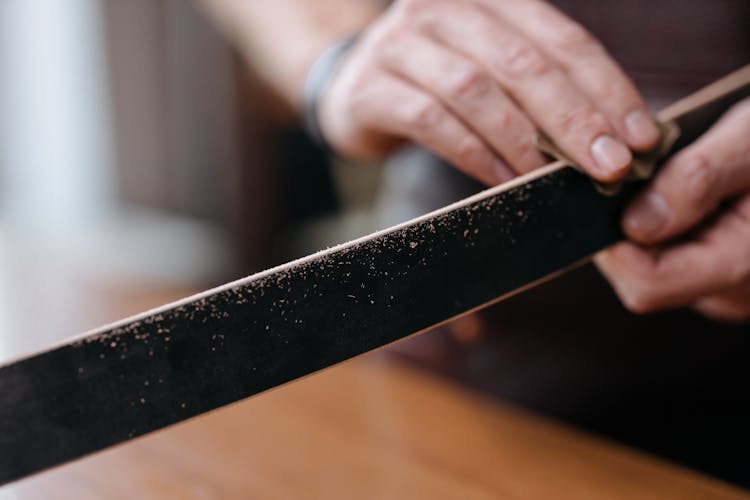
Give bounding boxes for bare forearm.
[198,0,380,112]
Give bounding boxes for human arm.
[199,0,660,186]
[198,0,382,112]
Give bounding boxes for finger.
[484,0,660,151]
[377,32,547,174]
[693,287,750,323]
[355,73,511,185]
[596,196,750,313]
[417,3,632,181]
[622,99,750,244]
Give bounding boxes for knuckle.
[455,135,486,161]
[406,97,444,129]
[371,35,397,65]
[347,71,378,108]
[619,262,660,314]
[621,288,656,314]
[444,63,493,101]
[721,241,750,288]
[344,82,369,118]
[556,104,609,140]
[495,107,514,131]
[514,138,541,166]
[494,37,550,79]
[617,274,658,314]
[680,151,718,208]
[454,135,491,175]
[726,263,748,290]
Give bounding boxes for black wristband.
[302,37,357,151]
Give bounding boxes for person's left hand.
[595,97,750,322]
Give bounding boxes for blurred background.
[0,0,383,361]
[1,0,749,489]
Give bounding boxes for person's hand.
[596,98,750,322]
[317,0,660,186]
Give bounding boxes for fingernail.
[624,191,669,239]
[492,158,514,184]
[591,135,632,176]
[625,110,660,148]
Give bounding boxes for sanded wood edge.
[1,160,571,366]
[659,64,750,122]
[4,66,749,366]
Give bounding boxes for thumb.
[622,99,750,244]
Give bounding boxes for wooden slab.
[1,246,747,499]
[1,65,749,485]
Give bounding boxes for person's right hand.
[317,0,661,186]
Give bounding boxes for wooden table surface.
[3,354,749,499]
[1,247,748,499]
